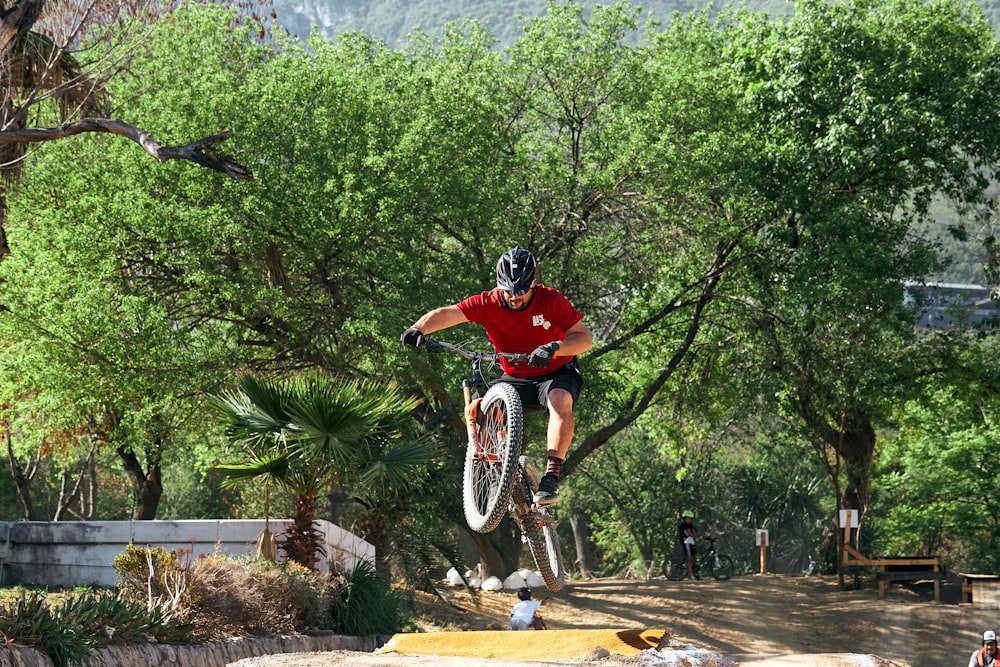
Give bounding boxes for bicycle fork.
[462,380,481,454]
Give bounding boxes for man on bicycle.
[401,246,592,506]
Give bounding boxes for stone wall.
[0,633,384,667]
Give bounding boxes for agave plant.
[211,373,433,570]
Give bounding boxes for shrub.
[0,588,187,667]
[112,545,399,640]
[329,560,400,636]
[249,559,332,631]
[0,591,88,667]
[184,555,335,639]
[53,588,188,646]
[112,544,187,608]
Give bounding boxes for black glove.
[527,342,559,368]
[401,327,424,347]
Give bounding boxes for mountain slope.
[271,0,792,45]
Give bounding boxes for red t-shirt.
[457,285,584,378]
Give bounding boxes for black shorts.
[496,361,583,412]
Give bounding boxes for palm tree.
[211,373,435,570]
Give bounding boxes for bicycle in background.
[664,535,734,581]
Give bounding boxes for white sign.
[839,509,859,528]
[755,529,768,546]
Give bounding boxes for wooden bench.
[839,516,941,602]
[871,557,943,601]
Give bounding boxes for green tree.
[0,1,252,247]
[6,0,1000,583]
[873,332,1000,572]
[720,0,1000,522]
[0,1,280,520]
[211,374,435,570]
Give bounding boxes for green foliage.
[4,0,1000,582]
[874,364,1000,571]
[53,588,187,646]
[0,587,187,666]
[211,373,435,568]
[569,425,690,575]
[0,592,88,667]
[329,559,401,635]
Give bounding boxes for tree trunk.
[464,521,521,580]
[325,480,350,524]
[569,507,596,578]
[829,410,875,518]
[283,492,322,570]
[457,529,482,570]
[5,429,36,520]
[116,443,162,520]
[53,443,95,521]
[354,506,393,574]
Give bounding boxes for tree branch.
[0,118,253,180]
[564,237,735,476]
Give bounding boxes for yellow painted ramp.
[378,629,668,661]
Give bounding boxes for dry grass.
[183,556,340,641]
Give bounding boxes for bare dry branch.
[0,117,253,179]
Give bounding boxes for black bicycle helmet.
[496,247,537,293]
[517,587,532,601]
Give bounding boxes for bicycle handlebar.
[421,337,531,365]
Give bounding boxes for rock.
[583,646,611,660]
[503,569,544,589]
[481,576,503,591]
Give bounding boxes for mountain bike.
[417,337,566,592]
[663,535,734,581]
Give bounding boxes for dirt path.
[232,573,988,667]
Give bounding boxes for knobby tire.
[462,383,522,533]
[708,553,734,581]
[664,555,687,581]
[522,516,566,592]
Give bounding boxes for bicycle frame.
[696,541,721,571]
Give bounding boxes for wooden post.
[839,509,859,565]
[756,529,768,574]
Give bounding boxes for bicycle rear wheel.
[708,553,734,581]
[664,555,687,581]
[463,383,522,533]
[522,517,566,592]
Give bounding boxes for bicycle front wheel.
[463,383,522,533]
[708,553,734,581]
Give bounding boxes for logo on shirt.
[532,315,551,330]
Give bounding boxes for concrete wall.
[0,519,374,588]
